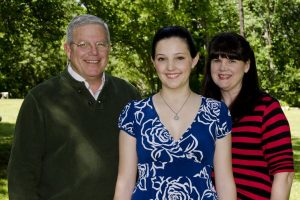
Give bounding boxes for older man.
[8,14,140,200]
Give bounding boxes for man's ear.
[64,43,71,60]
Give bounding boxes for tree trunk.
[263,0,275,82]
[238,0,245,36]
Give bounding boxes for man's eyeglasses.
[71,41,110,52]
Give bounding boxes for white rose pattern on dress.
[136,163,150,192]
[118,96,231,199]
[198,98,228,140]
[194,167,218,200]
[154,176,201,200]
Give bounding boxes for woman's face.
[152,37,198,90]
[210,56,250,95]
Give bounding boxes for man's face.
[64,24,110,81]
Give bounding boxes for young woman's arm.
[214,133,237,200]
[114,130,137,200]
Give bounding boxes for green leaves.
[0,0,299,106]
[0,0,83,97]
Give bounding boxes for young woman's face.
[210,56,250,94]
[152,37,198,90]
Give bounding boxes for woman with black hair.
[202,32,294,200]
[114,26,236,200]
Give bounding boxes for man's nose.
[89,45,99,55]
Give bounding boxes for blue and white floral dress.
[118,96,231,200]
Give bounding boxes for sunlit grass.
[283,107,300,199]
[0,99,22,198]
[291,181,300,200]
[0,99,23,124]
[284,108,300,136]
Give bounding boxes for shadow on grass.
[292,136,300,181]
[0,122,14,179]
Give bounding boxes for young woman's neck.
[160,86,192,101]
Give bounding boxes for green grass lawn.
[0,99,299,199]
[284,108,300,200]
[0,99,22,200]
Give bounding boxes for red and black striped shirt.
[232,93,294,199]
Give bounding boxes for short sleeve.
[118,101,136,137]
[261,98,294,174]
[216,101,232,139]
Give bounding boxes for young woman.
[114,26,236,200]
[202,32,294,200]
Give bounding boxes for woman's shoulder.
[131,96,152,104]
[256,91,281,107]
[201,96,225,108]
[125,96,153,110]
[201,96,216,102]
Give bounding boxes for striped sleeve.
[261,96,294,174]
[231,94,295,199]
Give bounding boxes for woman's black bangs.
[209,51,243,60]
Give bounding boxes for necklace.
[159,91,192,120]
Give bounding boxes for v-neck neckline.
[150,96,203,143]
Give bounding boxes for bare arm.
[214,133,237,200]
[270,172,294,200]
[113,130,137,200]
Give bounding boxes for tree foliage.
[243,0,300,105]
[79,0,213,95]
[0,0,299,106]
[0,0,83,97]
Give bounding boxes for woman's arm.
[114,130,138,200]
[261,98,295,199]
[270,172,294,200]
[214,133,237,200]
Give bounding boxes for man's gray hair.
[66,14,110,44]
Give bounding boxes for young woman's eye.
[157,57,165,61]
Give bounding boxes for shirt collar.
[67,64,105,99]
